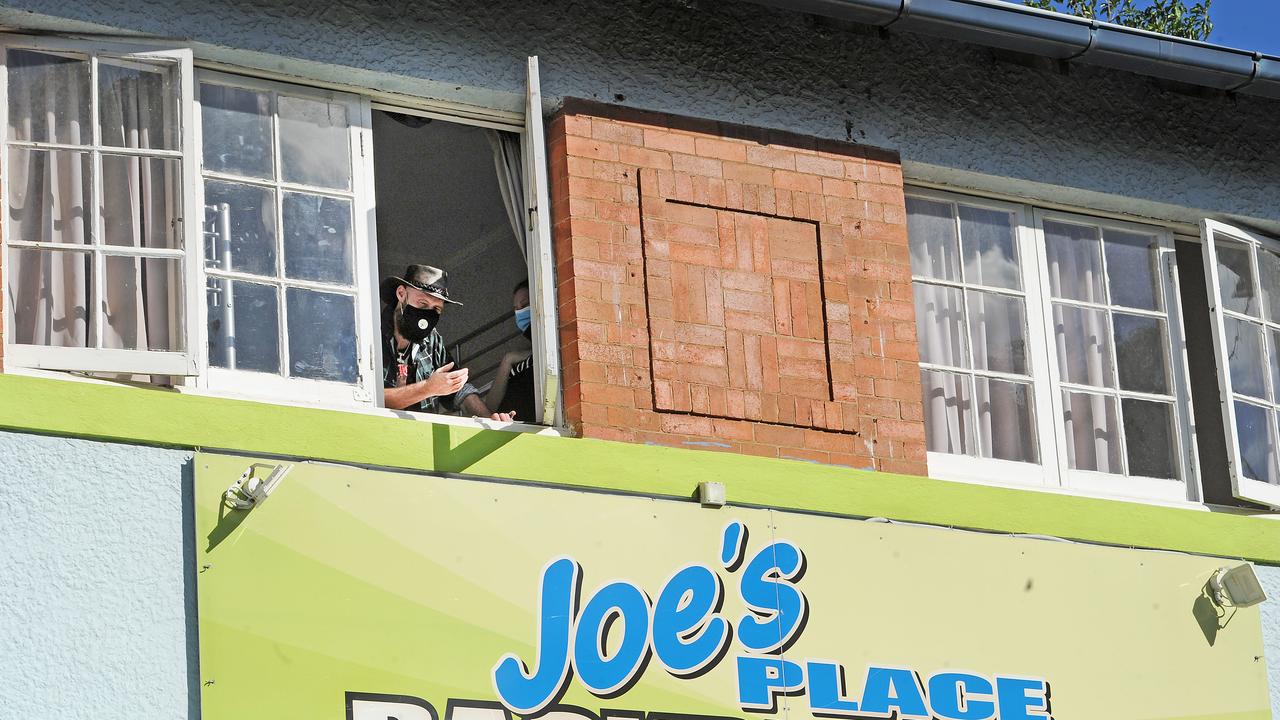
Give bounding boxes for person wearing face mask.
[485,280,536,422]
[380,264,514,420]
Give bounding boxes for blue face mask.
[514,306,532,333]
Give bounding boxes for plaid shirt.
[382,326,480,414]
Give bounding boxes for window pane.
[1224,316,1267,400]
[1063,391,1122,473]
[6,247,93,347]
[98,58,176,151]
[7,49,90,145]
[101,155,182,248]
[1233,401,1279,485]
[206,279,280,373]
[906,197,959,281]
[1043,220,1104,303]
[920,369,974,456]
[912,283,967,368]
[959,204,1019,290]
[1258,245,1280,323]
[282,192,354,284]
[1103,230,1161,311]
[1215,238,1257,317]
[1052,304,1115,388]
[7,148,91,245]
[286,288,358,382]
[1122,399,1178,480]
[1113,313,1169,395]
[975,377,1037,463]
[279,95,350,190]
[203,180,277,277]
[200,83,273,179]
[102,256,181,351]
[966,291,1027,374]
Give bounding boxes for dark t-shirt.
[500,355,536,422]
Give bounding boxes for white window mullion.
[524,55,561,426]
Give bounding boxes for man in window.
[381,265,514,421]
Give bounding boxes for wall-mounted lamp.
[1209,563,1268,609]
[698,481,726,508]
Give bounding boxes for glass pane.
[7,49,90,145]
[6,247,93,347]
[286,288,358,382]
[1103,230,1161,311]
[975,377,1037,463]
[1270,329,1280,409]
[1233,401,1279,485]
[7,149,92,245]
[102,256,181,351]
[920,369,974,456]
[200,83,273,179]
[1258,245,1280,323]
[1043,220,1104,303]
[1122,399,1178,480]
[1052,304,1114,388]
[959,204,1019,290]
[1214,238,1257,316]
[912,283,967,368]
[1224,316,1267,400]
[101,155,182,248]
[278,95,350,190]
[206,279,279,373]
[203,180,277,277]
[1113,313,1169,395]
[282,192,354,284]
[98,58,176,151]
[1063,391,1122,474]
[906,197,959,281]
[966,291,1027,375]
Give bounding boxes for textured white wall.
[0,431,196,719]
[0,0,1276,228]
[1260,565,1280,718]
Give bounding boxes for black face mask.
[397,304,439,343]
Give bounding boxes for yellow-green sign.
[195,453,1270,719]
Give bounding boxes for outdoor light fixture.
[1209,563,1268,609]
[224,462,293,510]
[698,481,727,507]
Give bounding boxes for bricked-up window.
[907,189,1197,502]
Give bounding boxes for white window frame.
[1201,218,1280,509]
[191,69,379,406]
[524,56,561,426]
[1031,209,1196,503]
[908,187,1200,503]
[0,35,201,376]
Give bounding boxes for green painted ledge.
[2,373,1278,562]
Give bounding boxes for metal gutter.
[747,0,1280,98]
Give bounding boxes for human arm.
[384,362,469,410]
[484,350,531,411]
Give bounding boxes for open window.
[1201,219,1280,508]
[1,37,199,375]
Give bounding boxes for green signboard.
[195,452,1270,719]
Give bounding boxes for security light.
[1209,563,1268,609]
[698,481,727,507]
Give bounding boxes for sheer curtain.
[487,129,527,259]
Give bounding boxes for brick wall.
[548,100,926,475]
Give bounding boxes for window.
[1,35,560,424]
[907,189,1195,502]
[1202,219,1280,508]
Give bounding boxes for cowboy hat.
[380,264,463,306]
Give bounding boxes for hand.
[488,410,517,422]
[422,362,469,398]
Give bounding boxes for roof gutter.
[745,0,1280,99]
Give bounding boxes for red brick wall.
[548,100,926,474]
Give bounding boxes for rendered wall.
[0,0,1276,229]
[0,431,197,719]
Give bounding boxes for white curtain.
[487,129,527,259]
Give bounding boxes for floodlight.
[698,481,727,507]
[1209,563,1268,609]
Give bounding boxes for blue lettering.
[927,673,995,720]
[807,661,859,715]
[720,521,746,568]
[737,656,804,711]
[492,557,579,714]
[995,677,1051,720]
[573,581,651,695]
[736,541,807,652]
[859,666,929,719]
[652,565,729,676]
